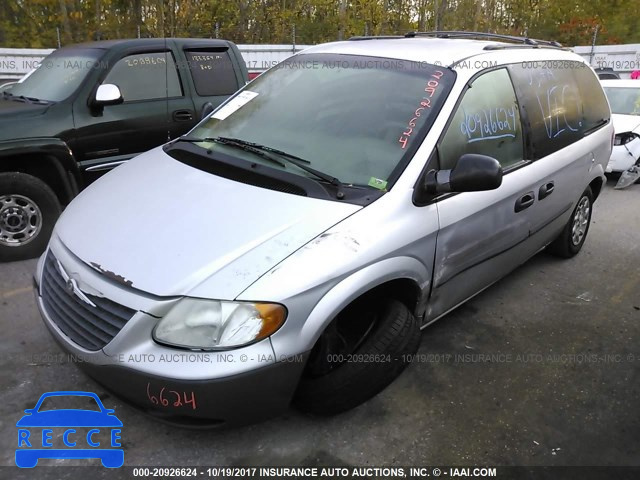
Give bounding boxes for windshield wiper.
[176,136,287,167]
[176,136,344,187]
[2,91,50,105]
[216,137,343,187]
[217,137,311,164]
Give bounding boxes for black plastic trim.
[164,141,384,206]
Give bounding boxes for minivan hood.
[611,113,640,134]
[56,147,360,298]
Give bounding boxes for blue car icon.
[16,391,123,468]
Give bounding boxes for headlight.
[614,132,640,146]
[153,299,286,350]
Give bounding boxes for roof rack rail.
[349,35,404,41]
[404,31,562,48]
[482,44,567,51]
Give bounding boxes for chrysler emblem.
[55,260,97,308]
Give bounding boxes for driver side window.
[103,52,183,102]
[438,68,524,170]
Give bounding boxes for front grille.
[41,252,136,351]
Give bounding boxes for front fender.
[0,137,81,201]
[266,256,430,359]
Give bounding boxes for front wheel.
[294,298,421,415]
[547,186,593,258]
[0,172,61,262]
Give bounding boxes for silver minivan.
[35,33,612,426]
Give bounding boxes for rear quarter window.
[508,61,590,158]
[573,67,611,131]
[185,50,239,96]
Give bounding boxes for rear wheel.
[0,172,61,262]
[294,297,421,415]
[548,186,593,258]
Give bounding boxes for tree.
[0,0,637,48]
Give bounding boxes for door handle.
[514,191,535,212]
[539,181,555,200]
[172,109,194,122]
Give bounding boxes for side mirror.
[425,154,503,194]
[94,84,123,106]
[200,102,215,120]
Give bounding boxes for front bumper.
[606,142,640,173]
[73,355,307,427]
[34,264,308,427]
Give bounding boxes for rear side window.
[508,61,588,158]
[574,67,611,129]
[104,52,182,101]
[438,68,524,170]
[185,50,238,96]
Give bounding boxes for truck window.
[438,68,524,170]
[184,50,238,96]
[603,87,640,115]
[508,62,584,158]
[103,52,182,102]
[9,48,103,102]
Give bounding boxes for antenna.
[165,35,170,142]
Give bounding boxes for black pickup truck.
[0,38,248,261]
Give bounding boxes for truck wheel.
[294,298,421,415]
[0,172,61,262]
[548,186,593,258]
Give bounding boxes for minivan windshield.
[603,86,640,115]
[8,48,104,102]
[190,53,454,188]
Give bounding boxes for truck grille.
[41,252,136,351]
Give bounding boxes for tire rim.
[0,194,43,247]
[305,307,379,378]
[571,196,590,246]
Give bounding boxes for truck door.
[72,49,195,182]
